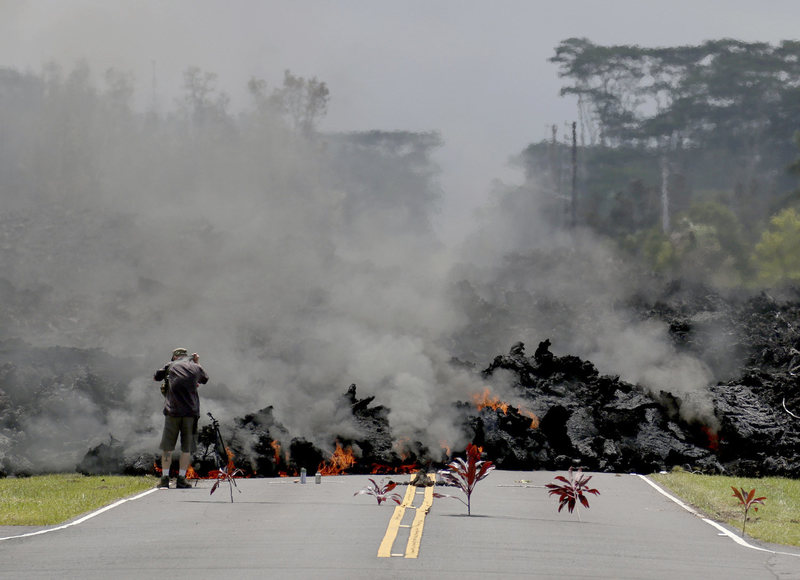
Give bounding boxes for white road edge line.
[0,487,158,542]
[637,474,800,558]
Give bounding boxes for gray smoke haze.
[0,66,495,469]
[452,178,719,427]
[0,65,724,471]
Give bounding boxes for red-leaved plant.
[210,455,244,503]
[434,443,495,515]
[354,478,403,505]
[545,467,600,521]
[731,487,766,535]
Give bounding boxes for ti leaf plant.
[354,478,403,506]
[731,486,766,536]
[545,467,600,521]
[210,460,244,503]
[434,443,495,515]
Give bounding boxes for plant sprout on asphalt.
[210,461,244,503]
[545,467,600,521]
[354,478,403,505]
[731,486,766,535]
[434,443,495,515]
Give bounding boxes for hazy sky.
[6,0,793,468]
[3,0,800,239]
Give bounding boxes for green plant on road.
[546,467,600,521]
[731,487,766,536]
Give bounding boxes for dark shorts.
[160,416,198,453]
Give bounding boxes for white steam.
[0,58,723,471]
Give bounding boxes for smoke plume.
[0,61,721,472]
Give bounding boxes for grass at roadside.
[651,469,800,547]
[0,474,156,526]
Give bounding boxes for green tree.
[268,69,330,136]
[625,228,676,274]
[178,66,231,129]
[680,201,749,281]
[753,208,800,285]
[539,38,800,239]
[550,38,800,150]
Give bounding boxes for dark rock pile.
[29,284,800,478]
[468,283,800,477]
[473,339,800,476]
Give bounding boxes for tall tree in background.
[550,38,800,150]
[269,69,330,136]
[179,66,231,131]
[541,38,800,243]
[550,39,800,195]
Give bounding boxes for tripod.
[206,411,243,502]
[207,411,230,471]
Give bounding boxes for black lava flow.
[44,284,800,479]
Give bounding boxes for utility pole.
[550,124,560,199]
[661,154,670,233]
[571,121,577,228]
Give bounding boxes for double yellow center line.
[377,474,435,558]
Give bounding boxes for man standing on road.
[153,348,209,489]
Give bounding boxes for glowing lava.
[472,387,540,429]
[317,442,357,475]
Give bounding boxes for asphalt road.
[0,471,799,579]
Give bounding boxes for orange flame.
[472,387,509,413]
[392,438,412,460]
[317,442,357,475]
[369,463,418,474]
[223,447,235,471]
[519,408,540,429]
[270,440,282,465]
[472,387,539,429]
[701,426,720,451]
[208,447,236,479]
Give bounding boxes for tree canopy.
[550,37,800,151]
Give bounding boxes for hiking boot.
[175,475,192,489]
[158,476,170,489]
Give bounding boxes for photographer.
[153,348,209,489]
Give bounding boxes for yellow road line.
[404,476,435,558]
[377,474,435,559]
[377,483,418,557]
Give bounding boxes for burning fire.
[369,463,418,474]
[207,447,239,479]
[472,387,540,429]
[473,387,509,414]
[317,442,357,475]
[270,440,282,465]
[701,426,720,451]
[154,462,225,480]
[392,438,413,460]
